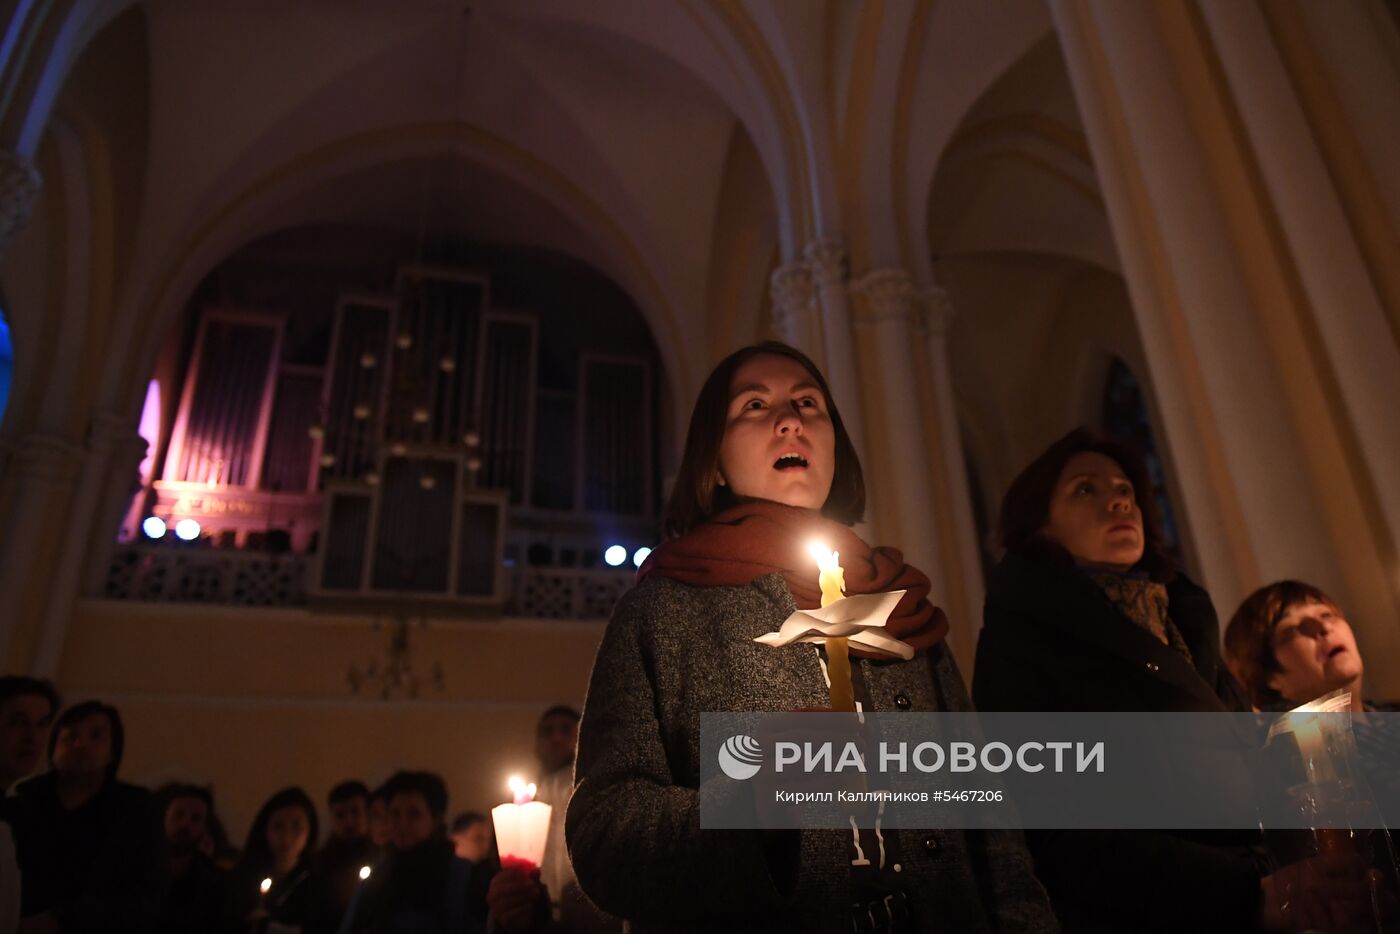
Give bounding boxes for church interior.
[1,0,1399,897]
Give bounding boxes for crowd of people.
[559,342,1394,933]
[2,337,1395,934]
[0,694,613,934]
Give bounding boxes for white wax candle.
[491,775,553,868]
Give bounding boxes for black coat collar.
[986,548,1230,711]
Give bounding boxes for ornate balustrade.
[101,545,632,620]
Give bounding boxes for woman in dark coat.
[972,428,1368,934]
[563,342,1058,934]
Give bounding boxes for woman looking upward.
[565,342,1057,934]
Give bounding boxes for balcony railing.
[101,545,633,620]
[104,546,309,607]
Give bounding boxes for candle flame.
[508,775,537,804]
[260,877,272,894]
[807,541,839,572]
[359,865,372,880]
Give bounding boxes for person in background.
[320,780,379,915]
[449,812,492,864]
[156,782,229,934]
[6,699,164,933]
[0,677,60,933]
[532,705,581,920]
[203,806,240,870]
[367,783,392,851]
[0,678,59,793]
[228,786,338,934]
[1225,580,1383,713]
[490,705,622,934]
[348,770,477,934]
[328,781,371,843]
[972,427,1373,933]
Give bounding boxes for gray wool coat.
[565,572,1059,934]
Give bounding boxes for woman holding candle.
[1224,580,1384,714]
[565,342,1057,933]
[972,428,1374,933]
[227,786,339,934]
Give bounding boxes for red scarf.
[638,501,947,659]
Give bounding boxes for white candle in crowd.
[491,775,553,869]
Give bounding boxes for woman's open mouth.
[773,453,810,471]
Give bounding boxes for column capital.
[803,239,847,283]
[0,150,42,254]
[916,284,957,337]
[769,262,815,337]
[850,269,916,326]
[86,411,149,465]
[8,432,85,485]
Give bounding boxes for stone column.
[849,269,955,651]
[1051,0,1400,691]
[1196,0,1400,568]
[914,284,987,644]
[0,432,84,669]
[804,240,868,465]
[34,412,149,676]
[0,149,41,255]
[768,262,821,364]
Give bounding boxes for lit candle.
[491,775,553,871]
[1293,717,1340,785]
[249,877,273,933]
[808,542,856,712]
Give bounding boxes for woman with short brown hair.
[1225,580,1369,712]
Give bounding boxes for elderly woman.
[972,428,1365,934]
[1225,580,1380,713]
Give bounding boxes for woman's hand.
[488,866,548,933]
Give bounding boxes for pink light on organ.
[138,380,160,483]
